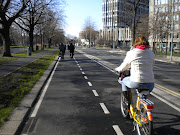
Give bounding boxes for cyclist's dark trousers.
[59,51,65,59]
[70,51,74,58]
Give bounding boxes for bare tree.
[0,0,30,56]
[119,0,149,43]
[81,17,98,46]
[135,14,149,39]
[43,9,65,48]
[15,0,56,52]
[10,24,22,46]
[149,6,171,53]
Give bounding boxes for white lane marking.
[31,57,60,118]
[92,90,99,96]
[151,93,180,112]
[88,82,92,86]
[80,68,82,71]
[94,60,118,75]
[100,103,110,114]
[82,72,85,75]
[77,64,79,66]
[113,125,124,135]
[84,76,88,79]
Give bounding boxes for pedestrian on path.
[59,43,66,59]
[115,36,155,100]
[68,43,75,58]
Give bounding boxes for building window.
[174,0,179,3]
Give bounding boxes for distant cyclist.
[68,43,75,58]
[59,43,66,59]
[115,36,155,101]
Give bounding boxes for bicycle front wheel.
[136,105,153,135]
[120,92,130,119]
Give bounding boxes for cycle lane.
[21,52,123,135]
[77,48,180,135]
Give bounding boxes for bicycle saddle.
[136,89,150,96]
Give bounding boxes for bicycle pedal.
[130,113,133,119]
[132,125,136,132]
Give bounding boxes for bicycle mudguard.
[147,111,153,121]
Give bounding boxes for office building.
[149,0,180,52]
[102,0,149,47]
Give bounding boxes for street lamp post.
[112,0,115,50]
[170,0,174,61]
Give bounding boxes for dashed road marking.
[80,68,82,71]
[92,90,99,96]
[82,72,85,75]
[84,76,88,79]
[88,82,92,86]
[100,103,110,114]
[113,125,124,135]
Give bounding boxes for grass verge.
[0,50,59,127]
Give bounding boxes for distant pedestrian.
[59,43,66,59]
[68,43,75,58]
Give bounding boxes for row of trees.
[0,0,65,57]
[80,17,99,46]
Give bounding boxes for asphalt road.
[21,48,180,135]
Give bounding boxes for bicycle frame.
[128,90,154,126]
[119,71,154,134]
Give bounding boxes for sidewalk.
[154,55,180,65]
[0,48,58,78]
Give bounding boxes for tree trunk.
[29,26,34,52]
[48,38,52,48]
[131,20,136,45]
[1,27,12,57]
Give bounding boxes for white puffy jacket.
[115,48,154,83]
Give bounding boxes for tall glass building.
[102,0,149,47]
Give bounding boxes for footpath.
[0,49,58,78]
[0,48,180,135]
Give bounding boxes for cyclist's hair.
[132,36,149,48]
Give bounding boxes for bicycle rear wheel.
[136,104,153,135]
[120,92,130,119]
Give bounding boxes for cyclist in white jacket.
[115,36,154,99]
